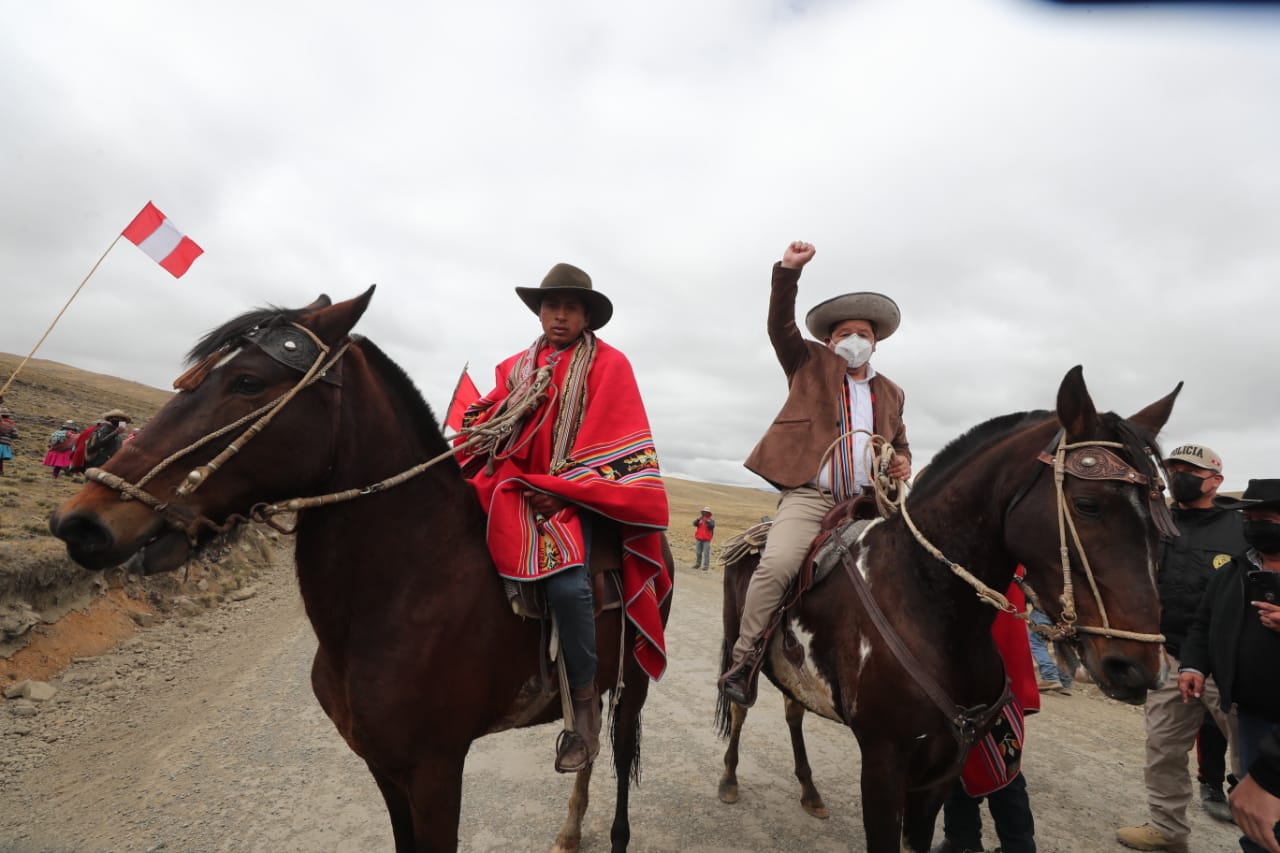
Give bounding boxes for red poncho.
[459,333,671,680]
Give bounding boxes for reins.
[853,429,1166,645]
[87,323,554,543]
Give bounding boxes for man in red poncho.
[458,262,670,774]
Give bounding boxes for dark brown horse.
[715,367,1179,852]
[49,289,673,852]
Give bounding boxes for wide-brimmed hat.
[0,407,13,417]
[1214,479,1280,511]
[804,292,900,342]
[514,263,614,330]
[701,506,712,513]
[61,420,76,427]
[101,409,131,422]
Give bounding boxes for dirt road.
[0,552,1242,852]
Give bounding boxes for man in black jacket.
[1180,479,1280,853]
[1118,444,1244,853]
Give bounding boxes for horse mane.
[914,410,1054,492]
[186,302,453,460]
[354,338,453,459]
[186,305,311,365]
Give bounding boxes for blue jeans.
[544,516,598,690]
[694,539,712,569]
[1028,610,1071,687]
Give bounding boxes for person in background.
[692,506,716,571]
[1118,443,1244,853]
[83,409,131,470]
[0,407,19,476]
[1180,479,1280,853]
[1027,607,1073,696]
[43,420,79,479]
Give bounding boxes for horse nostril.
[1101,655,1146,690]
[52,512,115,553]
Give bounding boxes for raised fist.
[781,241,816,270]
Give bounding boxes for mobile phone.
[1246,570,1280,604]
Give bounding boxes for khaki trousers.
[1144,651,1239,841]
[732,485,834,663]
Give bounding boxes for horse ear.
[299,294,333,313]
[302,285,376,343]
[1056,365,1098,439]
[1127,380,1183,437]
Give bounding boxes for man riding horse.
[458,263,671,774]
[719,240,912,707]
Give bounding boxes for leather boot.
[554,685,601,773]
[718,653,761,708]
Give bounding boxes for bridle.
[894,428,1172,645]
[86,321,551,544]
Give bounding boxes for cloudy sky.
[2,1,1277,491]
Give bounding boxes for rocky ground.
[0,540,1246,853]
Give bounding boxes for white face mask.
[833,334,872,368]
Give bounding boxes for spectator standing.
[1179,478,1280,853]
[43,421,79,478]
[1118,443,1244,853]
[1027,607,1074,695]
[692,506,716,571]
[83,409,131,470]
[0,407,18,476]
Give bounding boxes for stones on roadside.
[228,586,257,602]
[4,680,56,701]
[10,700,37,718]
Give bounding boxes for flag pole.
[446,362,470,412]
[0,234,123,399]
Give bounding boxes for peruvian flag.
[444,366,481,432]
[121,202,204,278]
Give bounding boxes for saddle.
[729,488,883,699]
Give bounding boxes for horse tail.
[608,692,643,784]
[713,632,735,740]
[714,551,751,740]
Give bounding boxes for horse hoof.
[801,800,829,820]
[718,782,739,804]
[551,837,581,853]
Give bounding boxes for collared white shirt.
[814,363,876,492]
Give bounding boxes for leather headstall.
[244,325,343,387]
[1037,445,1148,486]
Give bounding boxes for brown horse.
[49,289,673,853]
[715,367,1179,852]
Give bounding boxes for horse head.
[50,288,375,575]
[1006,366,1181,704]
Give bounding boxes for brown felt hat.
[515,263,613,331]
[101,409,131,422]
[804,291,900,342]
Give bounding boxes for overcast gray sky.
[2,1,1277,491]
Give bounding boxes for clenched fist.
[781,241,816,270]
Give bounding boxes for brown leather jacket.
[743,263,911,491]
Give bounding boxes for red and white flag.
[121,202,204,278]
[444,366,481,432]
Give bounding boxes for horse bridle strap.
[838,542,1012,776]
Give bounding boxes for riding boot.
[719,648,763,708]
[554,685,602,773]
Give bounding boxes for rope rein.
[858,434,1164,645]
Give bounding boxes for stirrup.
[719,653,762,707]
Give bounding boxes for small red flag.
[444,367,481,432]
[122,202,204,278]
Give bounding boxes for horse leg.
[406,751,468,852]
[607,675,651,852]
[367,763,416,853]
[901,780,951,853]
[551,763,593,853]
[784,696,829,819]
[717,701,748,804]
[857,740,908,853]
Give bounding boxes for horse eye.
[1073,497,1101,517]
[230,375,266,395]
